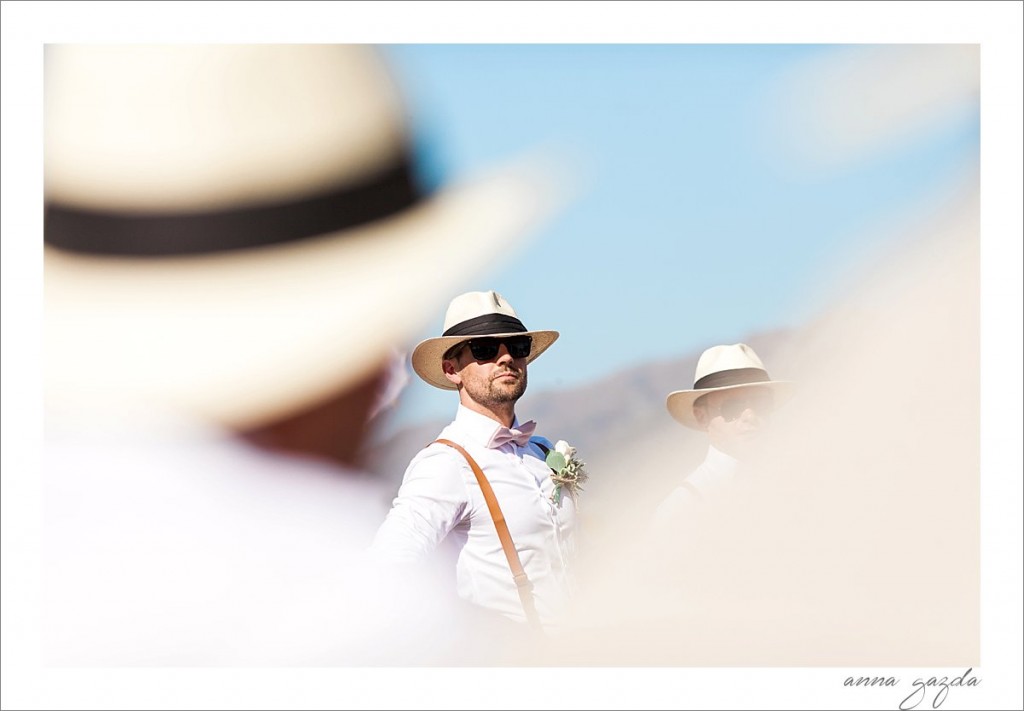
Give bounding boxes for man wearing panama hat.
[371,290,582,633]
[41,45,558,665]
[655,343,791,525]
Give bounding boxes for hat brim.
[45,162,559,429]
[666,381,795,430]
[410,330,559,390]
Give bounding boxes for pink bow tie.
[486,420,537,449]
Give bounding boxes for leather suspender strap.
[433,438,544,632]
[681,481,703,500]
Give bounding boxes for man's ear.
[693,404,710,430]
[442,358,462,387]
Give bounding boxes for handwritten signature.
[843,668,980,709]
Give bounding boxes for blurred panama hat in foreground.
[44,45,563,428]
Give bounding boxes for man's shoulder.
[410,439,470,467]
[395,440,476,496]
[660,482,701,509]
[651,483,701,534]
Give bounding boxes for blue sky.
[379,43,980,428]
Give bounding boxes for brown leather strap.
[434,438,544,632]
[681,481,703,500]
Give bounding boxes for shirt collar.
[703,444,741,477]
[684,444,741,493]
[453,404,523,446]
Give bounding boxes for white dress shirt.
[370,405,579,626]
[653,445,740,529]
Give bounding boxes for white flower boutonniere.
[545,440,588,505]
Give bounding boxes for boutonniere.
[545,440,588,505]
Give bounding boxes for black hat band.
[693,367,770,390]
[442,313,527,338]
[44,154,420,257]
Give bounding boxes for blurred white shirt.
[653,445,740,529]
[370,405,578,627]
[42,411,464,666]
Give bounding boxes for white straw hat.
[666,343,793,429]
[410,290,558,390]
[44,45,559,428]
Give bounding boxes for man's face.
[693,386,775,459]
[443,336,530,410]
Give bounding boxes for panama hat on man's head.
[666,343,793,430]
[410,290,559,390]
[44,45,560,428]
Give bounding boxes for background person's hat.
[666,343,793,429]
[410,290,559,390]
[44,45,561,428]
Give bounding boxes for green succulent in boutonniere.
[545,440,588,505]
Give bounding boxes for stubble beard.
[470,369,527,409]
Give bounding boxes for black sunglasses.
[717,391,775,422]
[449,335,533,362]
